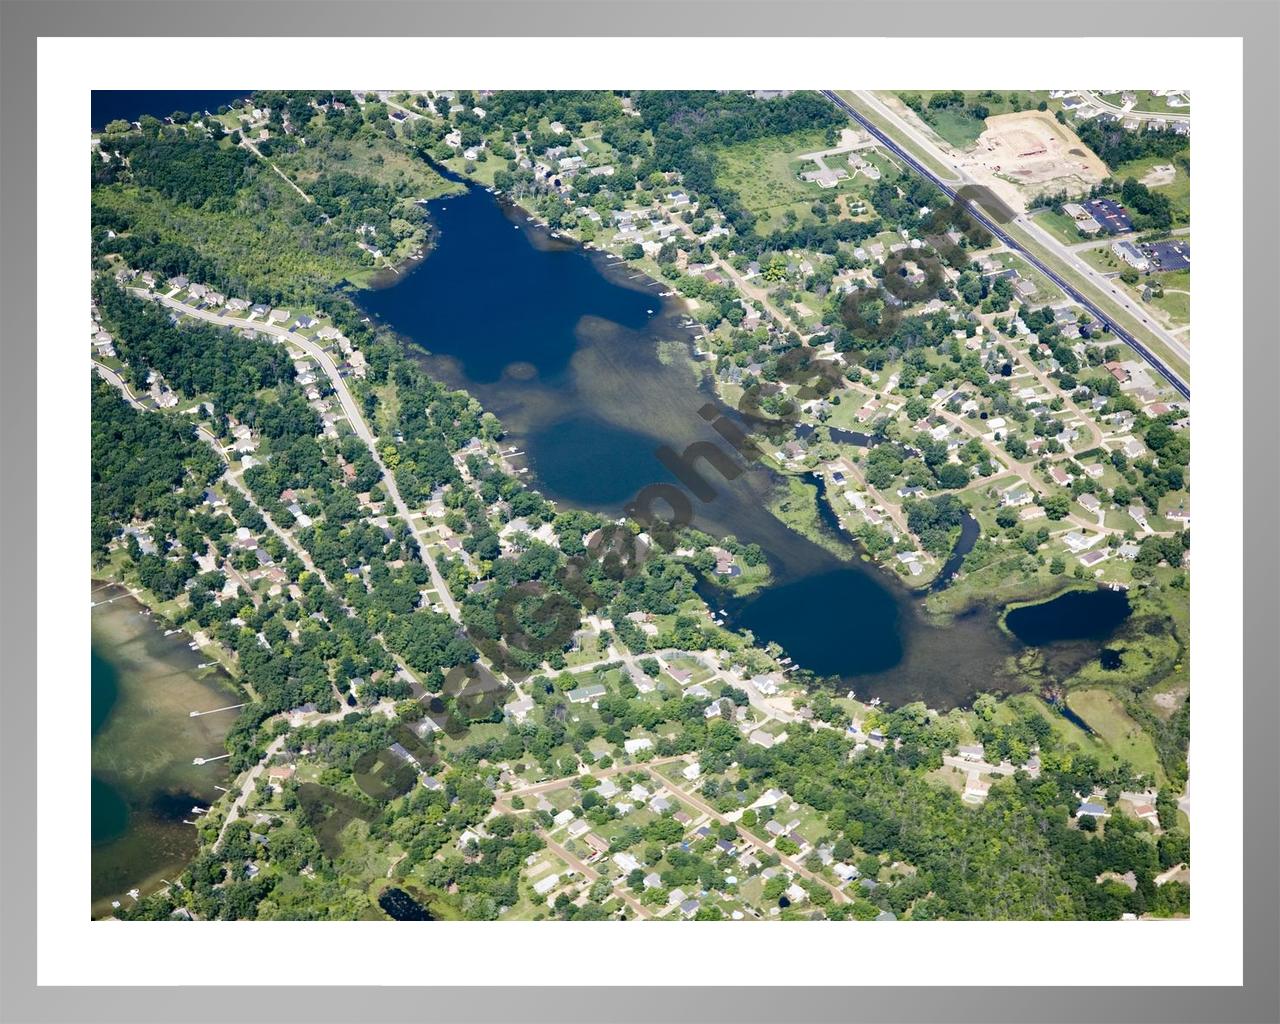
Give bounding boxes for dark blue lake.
[360,186,658,385]
[1005,588,1132,647]
[358,182,1129,707]
[379,886,436,921]
[92,90,251,130]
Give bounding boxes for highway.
[821,90,1190,401]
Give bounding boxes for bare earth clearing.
[961,111,1110,212]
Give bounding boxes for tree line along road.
[132,289,461,622]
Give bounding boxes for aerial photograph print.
[89,87,1192,924]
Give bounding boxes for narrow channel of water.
[356,180,1130,708]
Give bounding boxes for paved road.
[213,701,396,850]
[1064,224,1191,254]
[712,256,807,338]
[823,91,1190,401]
[536,831,653,920]
[378,95,425,122]
[1011,207,1191,374]
[645,766,850,905]
[91,359,142,407]
[136,290,461,621]
[496,754,689,801]
[95,357,331,585]
[1078,91,1190,125]
[496,753,848,912]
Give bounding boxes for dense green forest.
[90,376,222,562]
[114,133,252,206]
[95,281,293,414]
[1073,118,1188,171]
[91,102,455,302]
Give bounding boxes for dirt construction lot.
[959,111,1110,213]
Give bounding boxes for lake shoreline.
[354,178,1135,711]
[91,579,242,919]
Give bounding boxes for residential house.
[567,683,606,704]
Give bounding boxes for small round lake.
[379,886,436,921]
[1004,588,1132,647]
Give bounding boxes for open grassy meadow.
[1066,688,1166,785]
[715,130,884,234]
[895,91,1061,150]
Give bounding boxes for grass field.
[842,93,956,180]
[1113,266,1191,329]
[895,91,1060,150]
[1111,154,1191,225]
[285,121,458,201]
[1031,208,1099,247]
[992,251,1066,304]
[1144,267,1191,325]
[1078,244,1123,274]
[999,693,1102,758]
[1066,688,1166,785]
[715,129,881,234]
[1147,287,1190,325]
[768,473,858,561]
[1097,91,1191,117]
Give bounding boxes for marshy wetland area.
[357,179,1155,710]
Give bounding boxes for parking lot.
[1140,239,1191,272]
[1083,197,1133,234]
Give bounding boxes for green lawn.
[715,129,880,234]
[1097,91,1190,117]
[1013,694,1099,752]
[1113,267,1191,329]
[1031,208,1099,247]
[1143,268,1191,326]
[1066,688,1165,785]
[1079,244,1123,275]
[993,251,1066,304]
[1110,155,1190,225]
[895,91,1060,150]
[1147,288,1189,326]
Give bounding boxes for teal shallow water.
[90,582,241,915]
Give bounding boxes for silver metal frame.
[1,2,1275,1021]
